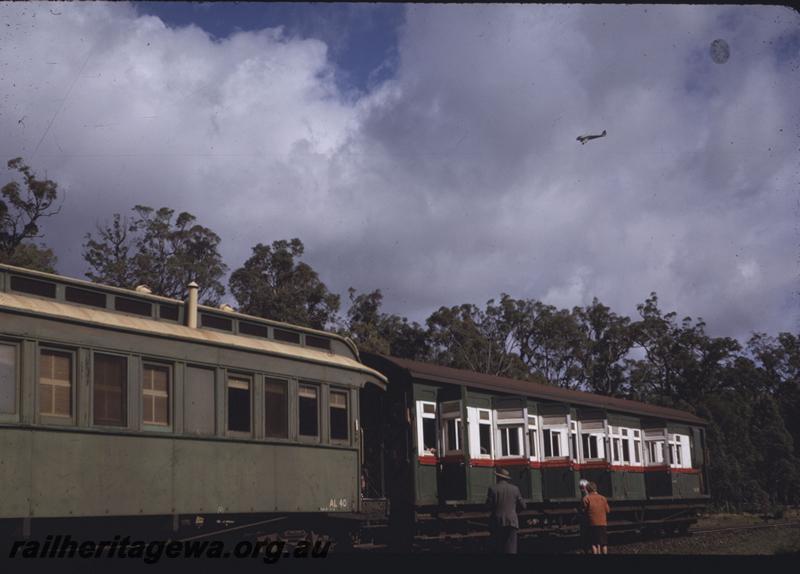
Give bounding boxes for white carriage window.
[646,439,665,465]
[478,409,493,457]
[417,401,437,456]
[668,433,691,468]
[444,417,463,452]
[440,401,462,454]
[543,429,564,458]
[527,415,538,459]
[498,425,523,457]
[582,434,600,459]
[633,439,641,463]
[39,349,72,418]
[0,343,16,415]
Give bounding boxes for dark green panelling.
[2,428,357,518]
[577,407,606,421]
[413,383,438,403]
[528,469,543,502]
[415,464,438,505]
[468,467,495,504]
[527,400,539,415]
[542,468,579,500]
[645,470,672,498]
[607,413,642,428]
[539,402,569,416]
[667,423,691,435]
[673,473,702,498]
[624,472,646,500]
[493,396,525,409]
[466,389,492,408]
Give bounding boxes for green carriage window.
[298,384,319,438]
[185,366,215,436]
[227,375,251,434]
[330,390,349,441]
[39,350,72,417]
[0,344,17,414]
[94,354,127,427]
[143,364,170,426]
[265,378,288,439]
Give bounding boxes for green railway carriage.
[360,353,710,544]
[0,264,386,537]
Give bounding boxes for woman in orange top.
[582,482,610,554]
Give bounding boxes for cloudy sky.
[1,3,798,341]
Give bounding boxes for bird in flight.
[577,129,607,145]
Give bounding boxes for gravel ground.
[610,523,800,555]
[604,511,800,555]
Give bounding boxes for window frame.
[91,350,130,429]
[495,408,525,459]
[644,432,667,466]
[0,340,20,422]
[37,345,77,426]
[668,433,692,469]
[297,382,321,443]
[527,415,539,461]
[226,372,254,437]
[141,360,173,431]
[476,408,494,459]
[183,364,217,437]
[416,400,438,457]
[541,415,569,460]
[329,387,350,445]
[440,400,463,456]
[264,376,290,441]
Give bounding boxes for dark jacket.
[486,480,526,528]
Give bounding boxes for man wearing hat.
[486,467,526,554]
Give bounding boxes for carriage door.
[438,399,467,502]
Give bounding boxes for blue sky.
[0,3,798,341]
[137,3,405,96]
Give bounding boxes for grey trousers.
[494,526,518,554]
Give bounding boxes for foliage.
[425,298,527,378]
[0,158,60,270]
[342,288,428,359]
[229,239,340,330]
[83,206,227,304]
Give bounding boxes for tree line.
[3,157,798,513]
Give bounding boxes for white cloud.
[0,3,797,340]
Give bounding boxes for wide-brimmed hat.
[495,467,512,480]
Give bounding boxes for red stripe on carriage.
[418,455,437,465]
[494,458,529,467]
[540,459,572,469]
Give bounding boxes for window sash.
[330,390,349,441]
[298,385,319,438]
[265,378,288,439]
[499,425,523,457]
[39,350,72,418]
[227,376,251,434]
[444,418,462,452]
[143,364,170,426]
[0,343,16,415]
